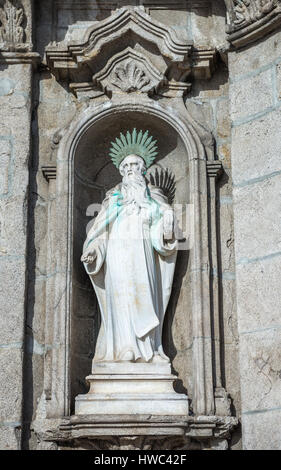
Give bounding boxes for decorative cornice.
[226,0,281,48]
[46,6,193,74]
[81,6,192,63]
[192,49,217,80]
[33,414,238,449]
[45,7,217,99]
[207,161,223,179]
[157,81,192,98]
[42,166,57,182]
[69,82,105,100]
[0,50,40,65]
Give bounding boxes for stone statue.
[81,129,178,364]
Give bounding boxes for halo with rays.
[109,128,158,169]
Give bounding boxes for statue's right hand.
[81,251,97,264]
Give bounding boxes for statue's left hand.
[81,251,97,264]
[163,210,174,240]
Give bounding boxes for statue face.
[119,155,146,178]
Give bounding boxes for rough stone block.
[0,197,28,256]
[0,348,23,422]
[0,424,20,450]
[228,30,281,77]
[230,69,273,122]
[236,254,281,333]
[218,143,231,168]
[233,174,281,260]
[232,108,281,184]
[0,139,12,196]
[216,99,231,140]
[218,198,236,276]
[239,328,281,412]
[242,409,281,450]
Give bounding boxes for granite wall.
[0,0,280,451]
[229,27,281,450]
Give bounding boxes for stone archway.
[43,98,214,422]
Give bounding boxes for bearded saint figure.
[81,129,178,364]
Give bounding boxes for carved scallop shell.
[114,61,151,93]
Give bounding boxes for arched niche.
[71,110,191,408]
[49,101,213,419]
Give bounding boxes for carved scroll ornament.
[0,0,24,44]
[226,0,281,48]
[232,0,277,30]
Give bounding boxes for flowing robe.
[83,183,178,362]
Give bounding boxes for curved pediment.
[46,5,215,97]
[75,6,192,63]
[46,6,193,78]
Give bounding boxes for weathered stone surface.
[242,409,281,450]
[8,0,281,452]
[239,328,281,413]
[232,108,281,184]
[230,68,273,122]
[228,26,281,76]
[229,16,281,448]
[217,99,231,140]
[0,425,20,450]
[0,348,23,422]
[236,255,281,333]
[233,175,281,260]
[0,257,27,344]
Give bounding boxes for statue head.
[109,128,158,170]
[119,154,146,178]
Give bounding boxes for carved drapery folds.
[225,0,281,47]
[46,6,216,100]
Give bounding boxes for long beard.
[121,174,149,211]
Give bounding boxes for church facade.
[0,0,280,450]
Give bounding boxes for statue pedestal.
[75,362,189,416]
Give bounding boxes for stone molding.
[79,6,191,63]
[42,166,57,182]
[207,161,223,179]
[45,6,216,99]
[0,50,40,65]
[225,0,281,48]
[34,415,238,450]
[46,6,192,71]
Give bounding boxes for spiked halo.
[109,128,158,169]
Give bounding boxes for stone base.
[33,415,238,450]
[75,362,189,416]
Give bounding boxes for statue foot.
[120,350,135,361]
[152,353,169,363]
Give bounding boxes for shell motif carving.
[114,61,151,93]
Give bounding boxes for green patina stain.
[109,128,158,169]
[0,78,15,97]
